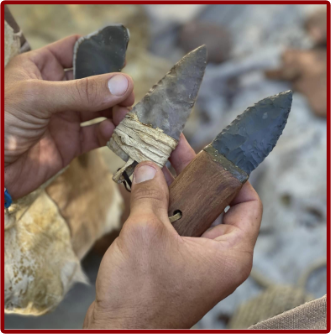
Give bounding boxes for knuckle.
[71,34,81,41]
[76,77,98,106]
[133,186,167,206]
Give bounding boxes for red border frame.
[0,0,331,334]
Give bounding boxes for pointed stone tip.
[132,45,207,141]
[271,90,293,97]
[278,89,293,100]
[271,90,293,114]
[171,44,207,87]
[195,44,207,52]
[183,45,208,63]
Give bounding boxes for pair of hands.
[5,36,262,329]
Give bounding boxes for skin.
[5,35,263,329]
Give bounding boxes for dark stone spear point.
[73,25,129,80]
[131,45,208,141]
[210,90,293,175]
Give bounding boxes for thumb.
[31,73,133,115]
[130,162,170,225]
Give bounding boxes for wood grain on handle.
[168,146,248,237]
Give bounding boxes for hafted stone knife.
[168,91,292,237]
[108,46,207,183]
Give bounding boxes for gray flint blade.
[73,25,129,79]
[131,45,207,141]
[210,90,292,174]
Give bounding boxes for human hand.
[84,137,263,329]
[5,35,134,199]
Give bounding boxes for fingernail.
[134,165,156,184]
[108,75,129,96]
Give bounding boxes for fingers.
[79,104,133,124]
[117,133,194,189]
[229,181,261,207]
[223,182,263,245]
[40,35,81,69]
[79,108,113,123]
[77,105,133,152]
[112,105,132,126]
[169,133,196,175]
[79,119,115,152]
[165,134,195,186]
[204,182,263,247]
[28,73,134,116]
[118,91,135,108]
[27,35,81,81]
[201,224,237,240]
[162,166,175,186]
[129,162,170,226]
[64,69,74,81]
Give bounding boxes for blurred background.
[5,4,327,329]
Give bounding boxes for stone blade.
[73,25,129,79]
[210,91,292,174]
[131,45,207,141]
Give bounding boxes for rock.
[73,25,129,79]
[304,8,327,46]
[179,21,232,63]
[265,48,327,117]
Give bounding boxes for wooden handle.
[168,147,248,237]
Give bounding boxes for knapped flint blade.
[131,45,207,141]
[108,46,207,183]
[210,91,292,174]
[73,25,129,79]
